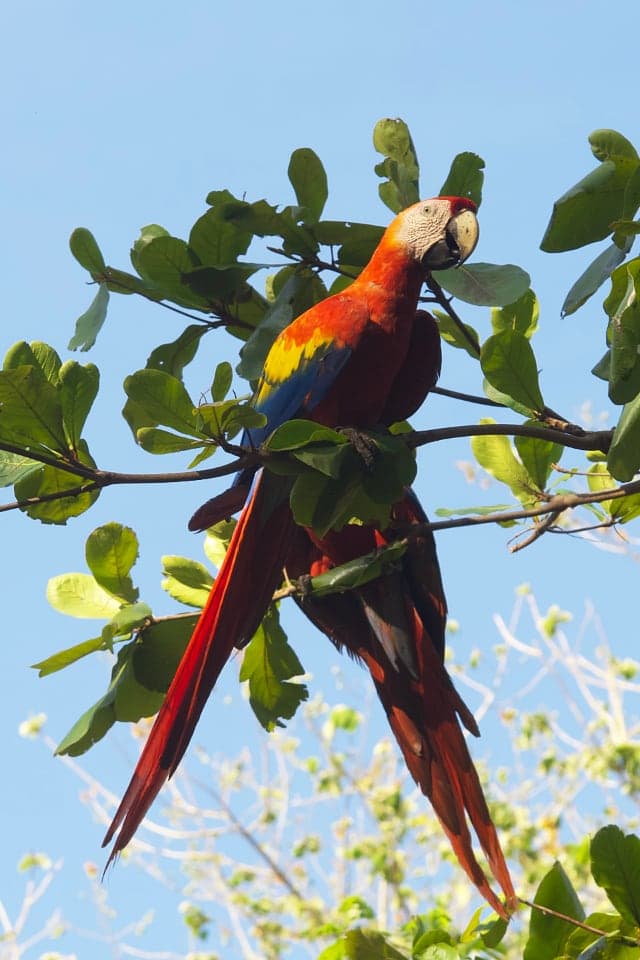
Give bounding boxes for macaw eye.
[423,204,431,216]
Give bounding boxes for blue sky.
[1,1,639,956]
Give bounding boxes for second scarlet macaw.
[103,197,516,917]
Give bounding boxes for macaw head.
[392,196,479,270]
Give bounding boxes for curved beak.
[422,208,479,270]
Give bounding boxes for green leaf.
[603,259,640,404]
[69,227,106,275]
[202,519,236,568]
[136,427,206,455]
[161,555,213,608]
[342,927,407,960]
[32,635,107,676]
[133,235,209,309]
[491,289,539,338]
[306,540,408,597]
[472,423,539,505]
[591,825,640,924]
[58,360,99,449]
[607,393,640,480]
[46,572,121,619]
[0,450,39,487]
[266,420,345,452]
[288,148,328,223]
[523,862,585,960]
[4,341,62,383]
[562,242,631,317]
[439,151,485,206]
[68,283,110,351]
[124,369,204,438]
[188,208,252,265]
[433,310,480,358]
[481,331,544,414]
[132,615,196,693]
[0,364,66,450]
[85,523,139,604]
[14,442,100,523]
[373,117,420,213]
[239,606,308,731]
[438,263,530,307]
[541,130,640,252]
[145,325,209,379]
[211,361,233,402]
[515,429,563,490]
[435,503,512,518]
[56,643,164,756]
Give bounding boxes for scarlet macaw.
[103,197,516,917]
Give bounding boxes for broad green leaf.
[46,572,121,619]
[266,420,345,452]
[101,602,152,645]
[69,227,106,275]
[590,129,639,163]
[182,262,265,303]
[136,427,206,455]
[32,635,106,677]
[342,927,407,960]
[314,220,384,267]
[4,341,62,383]
[68,283,110,351]
[439,151,484,206]
[603,259,640,404]
[56,643,163,756]
[288,148,328,223]
[491,289,539,338]
[434,309,480,358]
[0,365,66,450]
[373,117,420,213]
[161,555,213,608]
[591,825,640,924]
[133,235,209,309]
[145,324,209,379]
[564,912,630,959]
[611,219,640,239]
[438,263,530,307]
[124,368,205,438]
[85,523,139,604]
[515,430,563,490]
[132,615,196,692]
[481,331,544,414]
[0,450,39,487]
[188,208,251,265]
[58,360,99,449]
[306,541,408,597]
[239,606,308,731]
[203,519,236,570]
[607,393,640,480]
[562,242,631,317]
[542,130,640,252]
[211,361,233,402]
[523,862,585,960]
[472,423,538,505]
[14,442,100,523]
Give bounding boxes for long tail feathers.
[102,470,294,867]
[289,504,516,918]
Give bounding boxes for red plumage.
[103,198,516,917]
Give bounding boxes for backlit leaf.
[85,523,139,604]
[438,263,530,306]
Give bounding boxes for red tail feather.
[103,471,294,866]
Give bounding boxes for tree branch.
[409,422,613,454]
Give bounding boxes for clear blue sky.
[1,1,638,956]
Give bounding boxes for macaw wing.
[244,339,352,448]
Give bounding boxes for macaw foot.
[339,427,378,469]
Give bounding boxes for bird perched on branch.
[103,196,516,918]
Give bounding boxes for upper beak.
[422,208,479,270]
